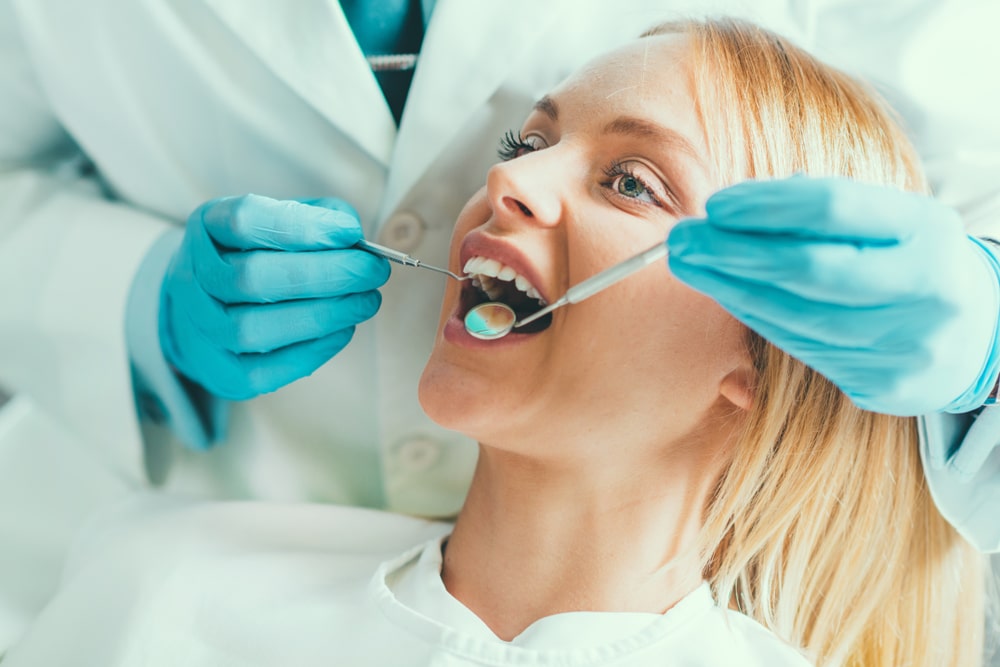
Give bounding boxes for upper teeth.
[463,256,546,304]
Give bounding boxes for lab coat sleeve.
[0,2,169,483]
[919,410,1000,553]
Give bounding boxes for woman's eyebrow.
[602,116,700,163]
[533,95,559,120]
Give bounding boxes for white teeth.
[480,258,503,277]
[463,254,547,304]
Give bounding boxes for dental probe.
[514,241,669,328]
[355,239,468,281]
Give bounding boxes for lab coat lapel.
[381,0,564,217]
[201,0,396,166]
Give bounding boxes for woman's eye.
[497,130,541,161]
[615,174,650,200]
[603,162,663,207]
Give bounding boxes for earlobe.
[719,365,755,411]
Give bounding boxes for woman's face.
[419,35,752,461]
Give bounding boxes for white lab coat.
[0,0,998,650]
[2,497,813,666]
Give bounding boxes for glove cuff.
[945,236,1000,413]
[980,238,1000,406]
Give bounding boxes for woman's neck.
[441,443,718,641]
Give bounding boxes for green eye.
[603,161,663,207]
[617,175,646,198]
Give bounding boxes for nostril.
[502,196,533,217]
[501,196,535,218]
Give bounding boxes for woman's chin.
[417,360,501,438]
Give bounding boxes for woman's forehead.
[544,34,707,153]
[554,34,695,102]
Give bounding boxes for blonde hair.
[643,18,987,667]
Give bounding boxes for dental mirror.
[463,241,668,340]
[464,302,517,340]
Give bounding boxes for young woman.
[4,18,987,667]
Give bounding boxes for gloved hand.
[668,176,1000,416]
[160,194,390,400]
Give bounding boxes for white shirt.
[4,498,812,666]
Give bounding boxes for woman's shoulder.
[706,599,813,666]
[650,584,813,667]
[716,610,813,666]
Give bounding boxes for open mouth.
[461,256,553,334]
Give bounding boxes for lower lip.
[443,310,539,349]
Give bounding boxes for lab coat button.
[395,437,441,473]
[378,211,425,252]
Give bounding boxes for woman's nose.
[485,153,564,229]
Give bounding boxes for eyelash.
[497,130,537,162]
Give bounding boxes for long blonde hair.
[643,18,986,667]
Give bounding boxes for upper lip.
[459,231,550,304]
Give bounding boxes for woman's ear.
[719,363,755,411]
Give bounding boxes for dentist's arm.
[0,3,172,475]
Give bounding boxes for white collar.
[369,535,717,662]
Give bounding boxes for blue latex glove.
[668,176,1000,416]
[160,195,390,400]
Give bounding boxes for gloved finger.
[189,291,382,354]
[238,327,357,397]
[732,318,933,413]
[194,194,364,251]
[160,291,239,397]
[791,340,936,414]
[669,220,930,305]
[771,329,925,380]
[197,246,391,304]
[166,312,357,400]
[296,197,360,218]
[705,176,957,241]
[735,302,933,363]
[668,257,950,348]
[184,212,231,281]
